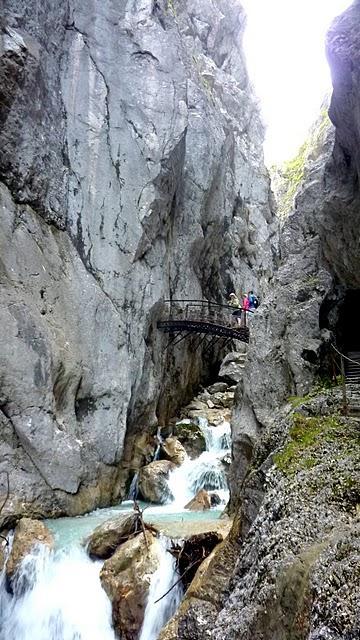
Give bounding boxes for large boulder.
[173,420,206,459]
[185,489,211,511]
[6,518,53,584]
[138,460,175,504]
[100,531,160,640]
[206,382,229,394]
[218,351,247,384]
[130,433,157,471]
[161,437,187,466]
[86,513,139,559]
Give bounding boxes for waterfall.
[167,419,230,509]
[153,426,163,461]
[127,472,139,500]
[0,543,115,640]
[139,537,182,640]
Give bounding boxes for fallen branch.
[153,558,202,604]
[0,471,9,516]
[0,534,9,546]
[0,471,10,546]
[133,499,149,550]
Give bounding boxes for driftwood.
[154,531,223,603]
[153,558,203,604]
[0,471,9,516]
[170,531,222,589]
[132,500,159,550]
[0,471,10,545]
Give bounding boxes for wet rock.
[85,513,139,559]
[184,399,208,413]
[221,452,232,467]
[185,489,211,511]
[145,518,232,540]
[173,420,206,459]
[138,460,175,504]
[6,518,53,584]
[130,433,157,471]
[209,492,222,507]
[161,437,187,467]
[0,533,9,572]
[173,531,224,590]
[207,383,229,394]
[218,352,247,384]
[159,518,241,640]
[100,531,160,640]
[211,391,235,409]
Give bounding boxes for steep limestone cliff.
[0,0,277,522]
[160,2,360,639]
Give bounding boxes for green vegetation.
[271,107,332,220]
[274,414,343,475]
[166,0,177,17]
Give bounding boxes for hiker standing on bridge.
[248,290,259,311]
[228,292,242,326]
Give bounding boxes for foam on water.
[167,418,231,509]
[0,543,115,640]
[139,536,182,640]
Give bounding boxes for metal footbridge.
[157,299,251,350]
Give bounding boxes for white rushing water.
[0,543,115,640]
[0,417,230,640]
[167,419,230,509]
[139,537,182,640]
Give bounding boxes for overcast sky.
[240,0,352,165]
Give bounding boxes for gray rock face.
[218,351,247,384]
[0,1,277,521]
[159,3,360,639]
[229,1,360,511]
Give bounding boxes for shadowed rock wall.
[0,0,277,522]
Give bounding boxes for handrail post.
[340,354,348,415]
[240,308,247,329]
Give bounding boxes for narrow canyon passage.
[1,0,360,639]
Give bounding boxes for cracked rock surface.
[0,0,277,521]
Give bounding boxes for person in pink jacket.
[242,293,250,311]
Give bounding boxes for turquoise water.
[46,500,224,549]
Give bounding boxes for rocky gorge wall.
[158,2,360,639]
[230,0,360,508]
[0,0,277,524]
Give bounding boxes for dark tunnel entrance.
[336,290,360,353]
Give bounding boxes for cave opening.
[335,290,360,353]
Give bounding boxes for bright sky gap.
[240,0,352,165]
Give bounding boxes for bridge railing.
[163,299,253,329]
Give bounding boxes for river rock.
[86,513,139,559]
[100,531,160,640]
[209,492,222,507]
[206,382,229,394]
[211,391,235,409]
[161,437,187,467]
[6,518,54,583]
[185,489,211,511]
[138,460,175,504]
[173,421,206,459]
[131,433,157,471]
